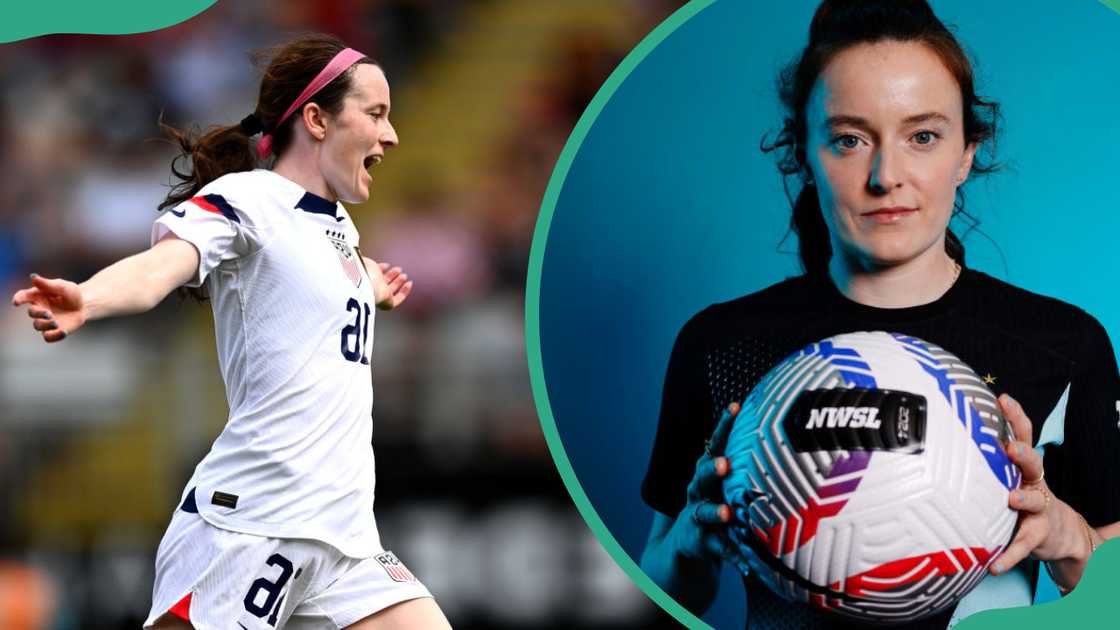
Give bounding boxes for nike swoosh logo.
[170,209,186,217]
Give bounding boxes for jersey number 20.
[341,298,372,364]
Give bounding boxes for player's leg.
[343,597,451,630]
[289,550,442,630]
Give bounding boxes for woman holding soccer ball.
[640,1,1120,627]
[12,34,451,629]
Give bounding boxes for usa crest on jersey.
[375,551,416,583]
[326,229,363,288]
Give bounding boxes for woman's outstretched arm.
[11,236,200,342]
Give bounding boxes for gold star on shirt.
[982,373,997,385]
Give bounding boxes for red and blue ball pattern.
[722,332,1019,624]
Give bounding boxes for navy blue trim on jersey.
[296,191,343,222]
[201,194,241,223]
[180,487,199,513]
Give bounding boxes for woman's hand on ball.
[992,394,1086,579]
[673,402,739,562]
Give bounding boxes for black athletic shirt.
[642,268,1120,629]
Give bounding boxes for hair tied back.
[239,114,264,136]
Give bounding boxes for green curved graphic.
[525,2,717,628]
[525,0,1120,628]
[957,539,1120,630]
[1,1,216,43]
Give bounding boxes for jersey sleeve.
[1046,314,1120,527]
[151,179,270,288]
[641,311,715,517]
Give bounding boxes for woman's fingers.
[12,287,43,307]
[1005,439,1044,486]
[999,394,1033,445]
[42,328,68,343]
[396,280,413,302]
[13,274,70,307]
[687,456,726,500]
[709,402,742,455]
[700,457,731,497]
[377,279,413,311]
[998,393,1045,484]
[991,521,1046,575]
[692,501,732,527]
[32,317,59,332]
[685,401,741,504]
[383,266,403,283]
[29,274,68,298]
[684,400,743,536]
[388,272,409,292]
[11,275,80,342]
[1010,487,1048,513]
[390,281,412,308]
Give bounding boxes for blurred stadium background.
[0,1,683,628]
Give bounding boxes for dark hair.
[158,33,376,300]
[763,0,1000,277]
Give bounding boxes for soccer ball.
[722,331,1020,624]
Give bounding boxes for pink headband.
[256,47,367,160]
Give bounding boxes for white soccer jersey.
[151,169,382,558]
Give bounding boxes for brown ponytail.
[158,122,256,213]
[790,185,831,277]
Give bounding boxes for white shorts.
[144,505,432,629]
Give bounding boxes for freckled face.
[805,40,976,267]
[319,64,399,203]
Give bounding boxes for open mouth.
[363,154,382,169]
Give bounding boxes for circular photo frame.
[528,1,1120,628]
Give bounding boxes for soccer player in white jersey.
[11,34,452,630]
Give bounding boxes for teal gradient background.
[537,0,1120,627]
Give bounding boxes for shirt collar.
[257,169,346,222]
[295,191,344,222]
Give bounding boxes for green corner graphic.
[525,0,1120,628]
[525,2,717,627]
[1,1,216,43]
[957,539,1120,630]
